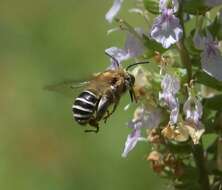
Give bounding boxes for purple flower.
[122,107,162,157]
[193,31,205,49]
[105,0,123,23]
[124,28,145,57]
[105,29,145,69]
[183,96,203,127]
[150,8,183,48]
[121,122,142,157]
[201,40,222,81]
[161,73,180,94]
[105,47,130,63]
[159,74,180,124]
[205,0,222,7]
[193,31,222,81]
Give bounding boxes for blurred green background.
[0,0,166,189]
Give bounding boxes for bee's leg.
[103,110,110,123]
[84,118,99,133]
[129,89,137,103]
[103,99,119,123]
[96,96,111,122]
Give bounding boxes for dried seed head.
[147,128,162,144]
[147,151,164,173]
[161,124,176,140]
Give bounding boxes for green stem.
[192,144,210,190]
[115,18,145,44]
[176,2,192,84]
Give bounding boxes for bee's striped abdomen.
[72,90,98,125]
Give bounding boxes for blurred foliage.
[0,0,166,190]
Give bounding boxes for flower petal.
[185,124,205,144]
[201,45,222,81]
[183,96,203,126]
[124,28,145,57]
[199,32,222,81]
[193,31,205,50]
[159,74,180,124]
[105,47,130,70]
[105,0,123,23]
[161,74,180,94]
[170,100,180,124]
[121,128,141,157]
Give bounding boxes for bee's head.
[125,61,149,102]
[125,73,136,102]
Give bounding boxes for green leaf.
[202,134,218,150]
[183,0,210,15]
[203,94,222,111]
[143,34,166,57]
[175,165,201,190]
[143,0,159,15]
[195,70,222,91]
[184,35,202,57]
[208,14,222,41]
[166,141,192,154]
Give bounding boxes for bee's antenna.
[105,52,120,68]
[126,61,149,71]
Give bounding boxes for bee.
[72,54,149,133]
[45,53,148,133]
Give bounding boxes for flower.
[193,31,222,81]
[183,96,203,127]
[150,0,182,49]
[183,95,204,144]
[161,73,180,94]
[184,122,205,144]
[121,122,142,157]
[122,107,162,157]
[159,74,180,124]
[105,0,123,23]
[150,9,183,48]
[106,28,145,69]
[124,28,145,58]
[201,39,222,82]
[161,124,189,142]
[205,0,222,7]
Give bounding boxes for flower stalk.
[176,1,192,84]
[192,143,210,190]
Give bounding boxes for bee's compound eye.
[125,74,135,88]
[129,74,135,85]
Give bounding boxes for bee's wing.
[44,79,90,98]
